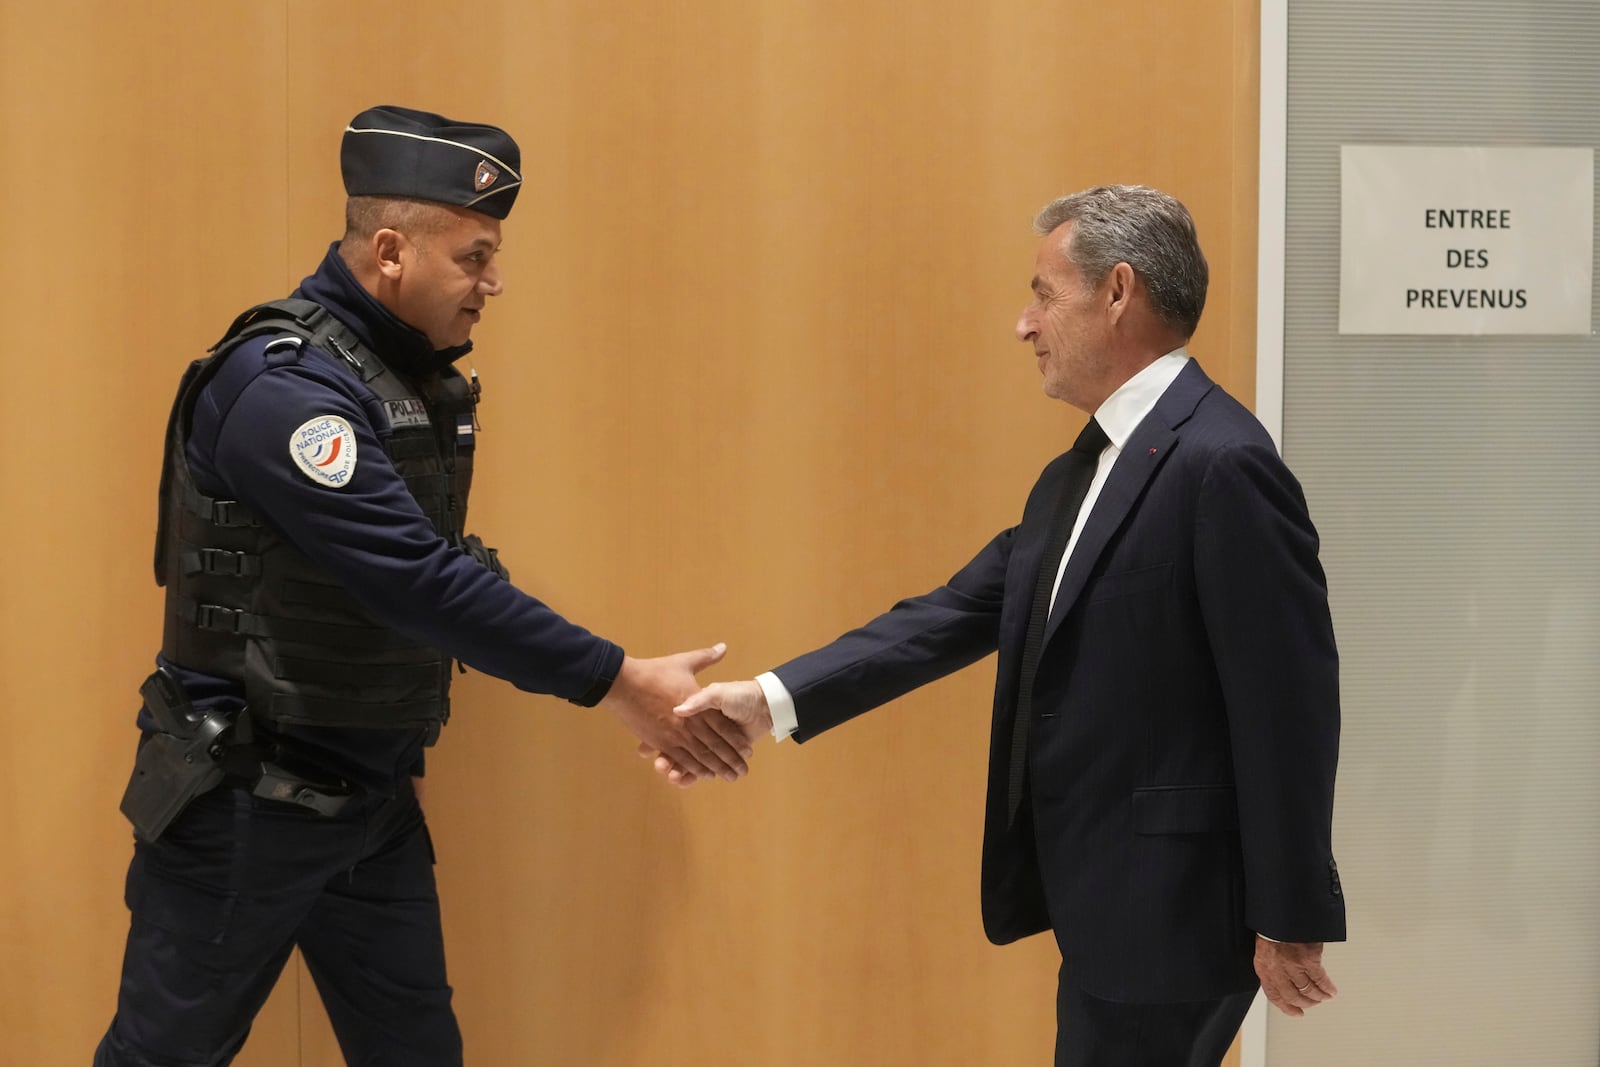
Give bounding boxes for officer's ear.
[372,228,409,282]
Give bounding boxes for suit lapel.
[1039,360,1214,650]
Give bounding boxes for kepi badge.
[474,160,499,192]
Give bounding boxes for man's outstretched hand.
[601,644,753,782]
[636,679,773,787]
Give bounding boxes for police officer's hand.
[601,643,754,782]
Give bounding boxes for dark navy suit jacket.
[774,360,1345,1002]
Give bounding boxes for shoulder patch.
[290,416,359,488]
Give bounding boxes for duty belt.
[121,666,357,841]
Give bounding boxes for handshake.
[599,641,772,787]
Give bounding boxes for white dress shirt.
[759,349,1193,741]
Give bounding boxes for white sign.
[1340,145,1593,335]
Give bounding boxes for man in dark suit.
[667,185,1344,1065]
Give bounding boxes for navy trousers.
[95,779,461,1067]
[1055,966,1256,1067]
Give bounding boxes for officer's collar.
[295,242,473,378]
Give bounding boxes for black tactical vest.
[155,299,479,738]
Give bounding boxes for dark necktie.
[1006,417,1111,825]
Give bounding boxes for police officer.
[96,105,752,1067]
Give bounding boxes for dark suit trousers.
[1056,967,1256,1067]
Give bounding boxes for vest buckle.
[209,500,260,528]
[198,548,259,577]
[195,603,243,633]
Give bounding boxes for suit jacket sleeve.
[773,527,1014,741]
[1194,440,1345,943]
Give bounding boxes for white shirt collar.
[1092,348,1191,449]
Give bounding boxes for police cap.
[341,105,522,219]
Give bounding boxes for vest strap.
[267,691,450,730]
[181,546,263,578]
[174,597,424,651]
[176,476,260,528]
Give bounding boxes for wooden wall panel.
[1,2,1256,1064]
[0,3,300,1064]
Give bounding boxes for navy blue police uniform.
[97,108,619,1067]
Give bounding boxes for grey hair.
[1033,185,1208,337]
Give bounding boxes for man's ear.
[1105,261,1137,325]
[373,228,408,282]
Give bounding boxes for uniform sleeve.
[1193,440,1345,943]
[199,355,622,705]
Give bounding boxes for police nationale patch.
[383,397,431,430]
[290,416,358,488]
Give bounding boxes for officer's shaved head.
[342,197,456,246]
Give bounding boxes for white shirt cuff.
[755,672,798,742]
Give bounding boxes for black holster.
[119,718,232,843]
[118,667,237,841]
